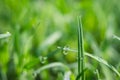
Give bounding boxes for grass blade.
[95,69,101,80]
[33,62,70,77]
[76,68,87,80]
[77,16,84,80]
[85,52,120,77]
[57,47,120,77]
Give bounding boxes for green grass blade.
[85,52,120,77]
[76,68,87,80]
[95,69,101,80]
[77,16,84,80]
[33,62,70,77]
[57,47,120,77]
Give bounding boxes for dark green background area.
[0,0,120,80]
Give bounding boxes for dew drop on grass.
[62,46,69,55]
[57,46,70,55]
[63,50,68,55]
[39,56,47,64]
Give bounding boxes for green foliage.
[0,0,120,80]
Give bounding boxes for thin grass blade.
[77,16,84,80]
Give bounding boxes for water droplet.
[39,56,47,64]
[63,50,68,55]
[62,46,69,55]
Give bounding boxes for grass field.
[0,0,120,80]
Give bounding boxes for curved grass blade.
[33,62,70,77]
[85,52,120,77]
[57,47,120,77]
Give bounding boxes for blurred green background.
[0,0,120,80]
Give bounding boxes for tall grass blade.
[77,16,84,80]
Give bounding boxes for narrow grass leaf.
[77,16,84,80]
[95,69,101,80]
[85,52,120,77]
[57,47,120,77]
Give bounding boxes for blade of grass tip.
[0,32,11,39]
[77,16,84,80]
